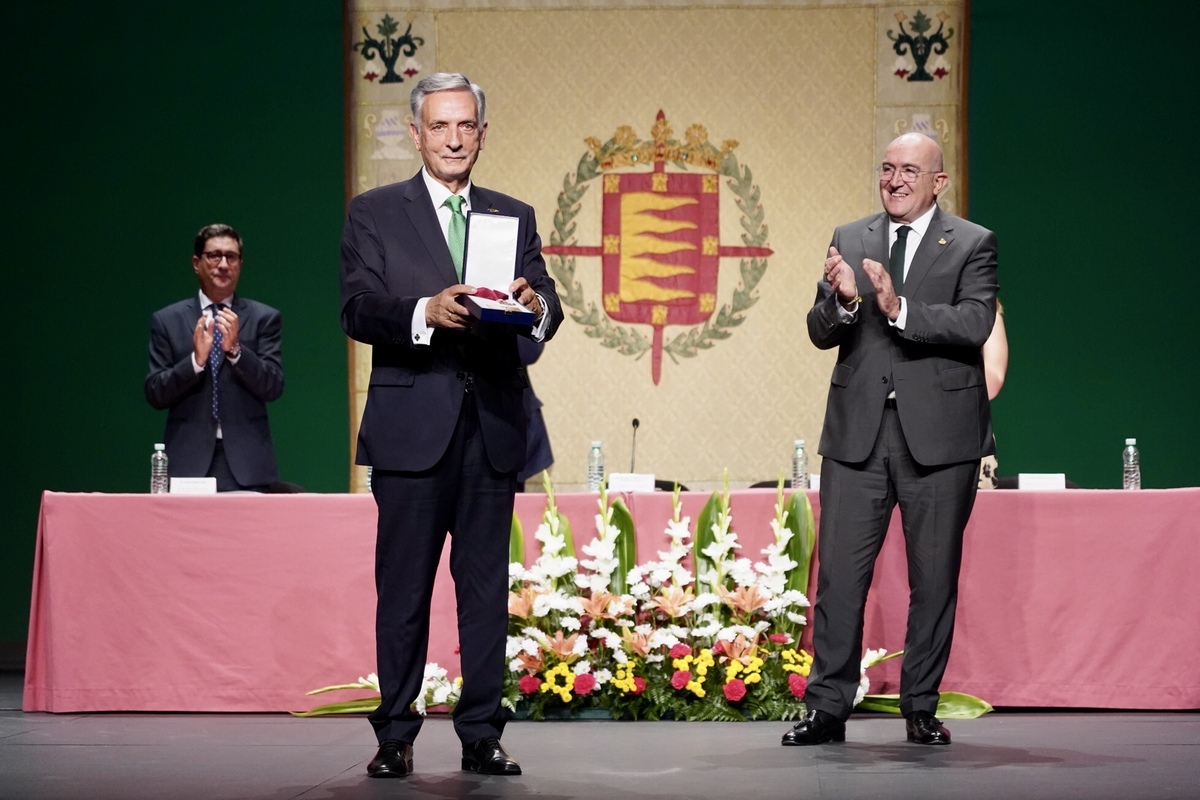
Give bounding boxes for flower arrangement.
[297,475,991,721]
[502,474,817,721]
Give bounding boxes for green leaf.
[935,691,994,718]
[856,692,993,719]
[305,682,374,695]
[783,490,815,596]
[510,511,524,566]
[693,492,720,593]
[609,497,637,595]
[854,694,901,714]
[289,696,380,717]
[559,512,575,559]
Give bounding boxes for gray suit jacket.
[339,172,563,474]
[145,295,284,486]
[807,207,997,466]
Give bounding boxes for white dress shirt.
[411,168,549,345]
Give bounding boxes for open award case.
[459,211,535,325]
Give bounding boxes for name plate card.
[607,473,656,492]
[1018,473,1067,491]
[169,477,218,494]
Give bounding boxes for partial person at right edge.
[145,223,284,492]
[978,300,1007,489]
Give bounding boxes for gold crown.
[584,111,738,173]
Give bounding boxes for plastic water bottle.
[150,443,169,494]
[587,441,605,491]
[366,466,373,493]
[1122,438,1140,490]
[792,439,809,490]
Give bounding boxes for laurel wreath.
[546,143,769,363]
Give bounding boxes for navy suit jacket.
[339,172,563,474]
[145,295,284,486]
[807,207,998,466]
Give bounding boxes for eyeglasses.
[876,165,938,184]
[201,251,242,266]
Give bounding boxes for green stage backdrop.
[2,0,1196,665]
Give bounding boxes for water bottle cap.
[794,439,805,447]
[1125,438,1136,445]
[154,443,165,451]
[590,441,602,448]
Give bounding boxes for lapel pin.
[938,237,947,245]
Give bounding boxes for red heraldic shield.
[601,171,720,383]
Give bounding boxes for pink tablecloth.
[24,488,1200,712]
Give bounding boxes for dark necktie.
[209,303,225,422]
[889,225,912,294]
[444,195,466,280]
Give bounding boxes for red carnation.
[573,673,597,695]
[518,674,542,695]
[670,670,692,690]
[723,679,747,702]
[788,672,807,698]
[710,640,725,656]
[669,643,692,659]
[632,676,647,695]
[769,633,790,644]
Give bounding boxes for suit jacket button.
[881,376,889,384]
[457,372,465,381]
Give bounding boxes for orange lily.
[718,632,758,665]
[579,591,620,620]
[547,631,580,661]
[508,587,539,619]
[649,586,694,618]
[622,629,654,658]
[718,584,769,617]
[515,649,544,673]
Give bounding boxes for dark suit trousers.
[368,391,515,745]
[806,404,979,720]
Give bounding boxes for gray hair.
[410,72,486,132]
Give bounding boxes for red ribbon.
[473,287,510,301]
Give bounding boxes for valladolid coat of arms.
[542,111,773,384]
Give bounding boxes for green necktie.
[889,224,912,294]
[444,194,466,280]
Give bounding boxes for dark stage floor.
[2,672,1198,799]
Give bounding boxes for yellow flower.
[540,662,575,702]
[611,663,641,694]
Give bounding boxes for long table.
[24,488,1200,712]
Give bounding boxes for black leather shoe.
[462,736,522,775]
[781,709,846,746]
[906,711,951,745]
[367,740,413,777]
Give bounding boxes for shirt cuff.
[890,296,908,329]
[412,297,434,346]
[836,297,859,321]
[530,292,551,341]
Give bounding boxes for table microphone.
[630,418,640,473]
